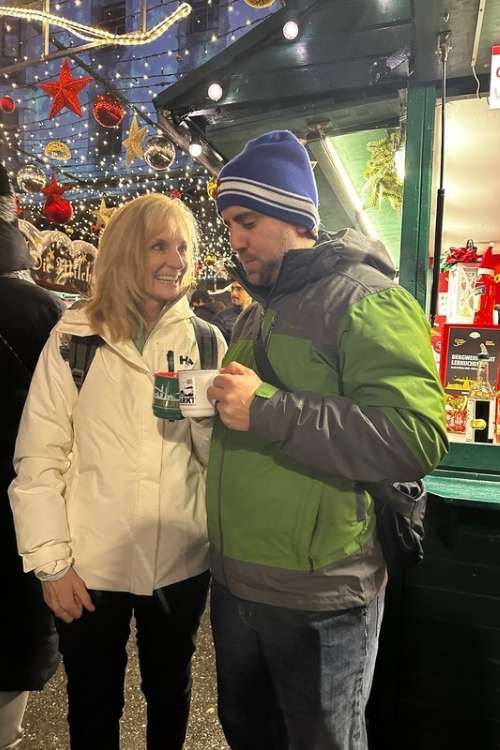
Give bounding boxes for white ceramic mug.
[178,368,219,417]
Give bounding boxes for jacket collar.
[227,228,396,306]
[57,296,194,374]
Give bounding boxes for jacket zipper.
[308,503,321,572]
[263,310,279,350]
[217,427,230,589]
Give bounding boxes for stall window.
[429,97,500,446]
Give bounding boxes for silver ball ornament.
[143,136,175,171]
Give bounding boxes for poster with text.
[440,325,500,433]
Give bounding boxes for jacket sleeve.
[249,287,448,483]
[189,326,227,467]
[8,329,77,572]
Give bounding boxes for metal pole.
[430,30,452,327]
[42,0,50,57]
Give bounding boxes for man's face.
[230,282,252,309]
[221,206,305,287]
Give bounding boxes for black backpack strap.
[66,334,105,392]
[191,316,218,370]
[253,326,287,390]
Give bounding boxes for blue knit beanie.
[216,130,319,234]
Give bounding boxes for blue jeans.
[210,581,384,750]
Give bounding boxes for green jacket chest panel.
[225,312,341,396]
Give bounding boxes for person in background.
[212,280,253,343]
[0,164,61,750]
[9,193,225,750]
[190,287,224,323]
[205,130,448,750]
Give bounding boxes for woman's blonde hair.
[86,193,198,341]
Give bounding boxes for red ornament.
[43,196,73,224]
[170,190,182,200]
[42,174,71,200]
[92,94,125,128]
[42,176,72,224]
[0,96,16,114]
[38,59,93,119]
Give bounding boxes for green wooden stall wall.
[368,81,500,750]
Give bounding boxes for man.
[206,130,447,750]
[0,164,62,749]
[190,288,224,323]
[212,280,252,343]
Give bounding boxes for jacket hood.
[198,301,223,315]
[0,196,33,275]
[228,228,396,304]
[318,228,396,279]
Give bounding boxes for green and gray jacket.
[206,229,448,611]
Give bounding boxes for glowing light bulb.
[283,21,299,40]
[395,146,405,180]
[208,83,223,101]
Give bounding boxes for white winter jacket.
[9,297,226,595]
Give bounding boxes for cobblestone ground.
[20,610,229,750]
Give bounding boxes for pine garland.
[363,129,403,210]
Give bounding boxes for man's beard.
[256,257,283,288]
[255,232,290,288]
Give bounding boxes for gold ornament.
[16,164,46,193]
[123,113,147,166]
[204,254,217,266]
[66,226,75,235]
[94,198,115,227]
[244,0,275,7]
[206,177,218,200]
[44,140,71,161]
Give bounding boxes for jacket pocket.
[291,483,321,571]
[308,483,369,570]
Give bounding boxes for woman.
[0,164,60,750]
[9,193,225,750]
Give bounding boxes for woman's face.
[144,230,189,303]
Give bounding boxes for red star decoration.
[42,175,70,199]
[38,59,93,119]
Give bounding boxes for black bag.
[253,325,427,574]
[361,478,426,573]
[61,316,219,392]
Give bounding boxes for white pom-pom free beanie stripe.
[216,130,319,234]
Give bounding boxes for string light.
[0,0,279,279]
[0,3,192,47]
